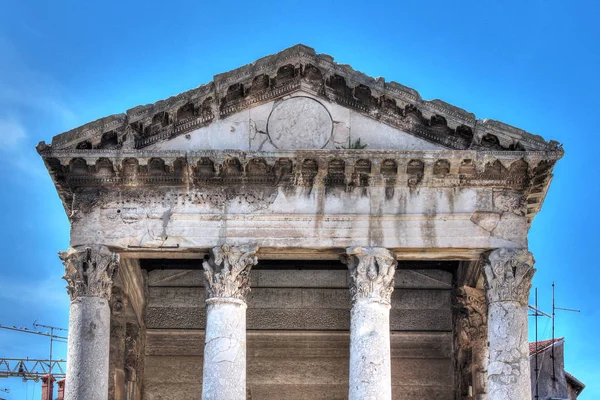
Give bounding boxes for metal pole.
[28,322,68,400]
[535,288,539,399]
[48,327,53,400]
[552,282,556,382]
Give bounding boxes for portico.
[37,44,561,399]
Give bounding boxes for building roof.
[529,337,564,356]
[565,371,586,395]
[530,338,585,396]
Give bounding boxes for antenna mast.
[0,322,68,397]
[535,288,539,399]
[551,282,580,382]
[32,322,68,379]
[529,288,550,400]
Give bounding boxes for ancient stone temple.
[37,44,562,400]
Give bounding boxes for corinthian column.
[458,286,489,400]
[201,244,258,400]
[483,248,535,400]
[342,246,397,400]
[59,246,119,400]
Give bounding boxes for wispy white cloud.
[0,115,48,180]
[0,37,76,126]
[0,275,70,310]
[0,117,27,150]
[0,36,75,181]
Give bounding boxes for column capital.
[59,245,119,301]
[342,246,397,304]
[484,248,535,306]
[203,244,258,301]
[457,286,488,346]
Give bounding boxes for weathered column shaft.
[201,244,257,400]
[484,248,535,400]
[203,299,247,399]
[349,299,392,399]
[458,286,489,400]
[60,246,119,400]
[473,340,490,400]
[343,246,397,400]
[66,297,111,398]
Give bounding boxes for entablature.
[38,148,560,223]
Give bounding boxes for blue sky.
[0,0,598,398]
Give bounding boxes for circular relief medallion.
[267,97,333,149]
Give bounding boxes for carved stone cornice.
[342,246,397,305]
[483,248,535,306]
[202,244,258,301]
[59,246,119,301]
[457,286,488,345]
[37,147,560,222]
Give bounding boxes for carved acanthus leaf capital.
[493,190,526,216]
[342,246,397,304]
[484,248,535,306]
[458,286,488,345]
[59,246,119,301]
[202,244,258,301]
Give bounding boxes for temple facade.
[37,44,562,400]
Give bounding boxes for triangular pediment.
[43,44,560,153]
[141,90,451,152]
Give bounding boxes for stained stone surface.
[65,297,111,400]
[202,299,247,400]
[267,96,333,149]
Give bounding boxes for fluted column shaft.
[484,248,535,400]
[343,246,397,400]
[59,246,119,400]
[201,244,258,400]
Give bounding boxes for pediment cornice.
[42,45,561,154]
